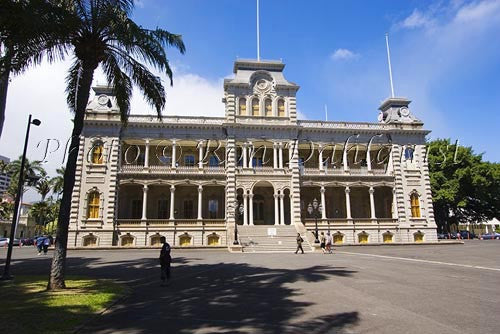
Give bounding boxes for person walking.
[295,233,304,254]
[159,236,172,286]
[326,232,333,254]
[42,235,50,255]
[35,236,44,255]
[320,232,326,253]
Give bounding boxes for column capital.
[345,186,350,193]
[278,142,284,148]
[320,186,326,193]
[144,139,150,145]
[198,185,203,192]
[273,142,279,149]
[171,139,177,146]
[273,194,279,199]
[248,194,254,199]
[243,193,248,199]
[170,185,175,192]
[279,193,284,199]
[369,187,375,194]
[143,184,148,191]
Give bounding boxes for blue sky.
[129,0,500,161]
[1,0,499,193]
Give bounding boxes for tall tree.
[50,167,65,199]
[49,0,185,290]
[35,178,52,201]
[0,0,69,138]
[428,139,500,232]
[5,156,47,199]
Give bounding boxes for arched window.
[358,233,369,244]
[150,234,162,246]
[179,234,191,247]
[333,233,344,245]
[414,232,424,243]
[265,98,272,116]
[121,235,134,247]
[83,235,97,247]
[239,98,247,115]
[252,98,260,116]
[207,234,220,246]
[92,142,104,164]
[404,147,414,161]
[383,232,393,243]
[410,193,421,218]
[88,191,100,219]
[278,99,285,117]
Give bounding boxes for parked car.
[481,233,500,240]
[459,231,476,239]
[0,237,9,247]
[21,238,35,246]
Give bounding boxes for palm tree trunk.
[0,61,11,139]
[48,63,95,290]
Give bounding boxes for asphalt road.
[1,240,499,334]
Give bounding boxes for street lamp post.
[307,198,322,244]
[234,202,243,245]
[1,115,41,280]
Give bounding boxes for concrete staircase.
[238,225,312,253]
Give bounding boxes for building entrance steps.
[237,225,313,253]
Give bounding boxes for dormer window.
[265,98,272,116]
[278,99,285,117]
[239,98,247,115]
[252,98,260,116]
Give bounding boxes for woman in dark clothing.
[159,236,172,286]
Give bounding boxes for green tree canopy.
[428,139,500,230]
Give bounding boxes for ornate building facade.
[68,59,437,249]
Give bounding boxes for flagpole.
[257,0,260,61]
[385,33,395,98]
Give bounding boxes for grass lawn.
[0,275,126,333]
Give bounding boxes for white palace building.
[68,59,438,250]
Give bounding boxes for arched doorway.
[251,181,276,225]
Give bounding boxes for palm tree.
[50,167,65,199]
[36,178,52,201]
[30,200,52,228]
[7,155,46,180]
[0,0,69,138]
[49,0,185,290]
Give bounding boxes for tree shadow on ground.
[2,254,359,334]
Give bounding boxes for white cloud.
[454,0,500,22]
[0,58,224,201]
[400,9,434,29]
[330,48,359,61]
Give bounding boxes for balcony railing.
[116,219,226,227]
[236,166,289,175]
[120,164,225,175]
[304,218,398,225]
[301,166,389,176]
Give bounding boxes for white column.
[248,142,253,168]
[171,141,177,169]
[243,143,248,168]
[343,148,349,171]
[392,188,398,219]
[318,144,324,171]
[345,186,352,219]
[279,193,285,225]
[141,184,148,220]
[197,185,203,220]
[278,142,283,169]
[369,187,376,219]
[169,185,175,220]
[273,143,278,169]
[249,193,254,225]
[198,140,204,169]
[274,193,279,225]
[144,139,150,168]
[243,193,248,225]
[320,186,327,219]
[366,149,372,171]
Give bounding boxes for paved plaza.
[1,241,499,334]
